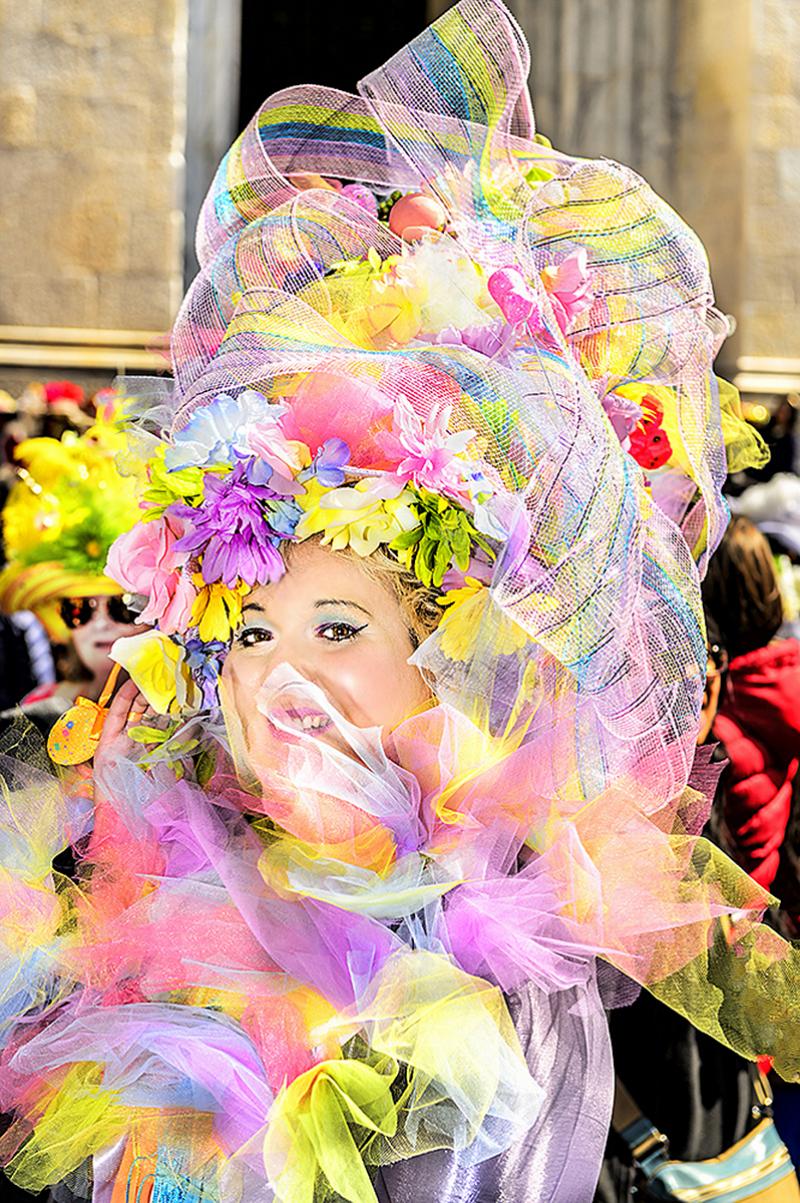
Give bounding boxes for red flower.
[627,393,672,471]
[44,380,85,405]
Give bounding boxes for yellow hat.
[0,400,141,642]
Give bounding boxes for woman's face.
[221,543,432,760]
[70,596,146,682]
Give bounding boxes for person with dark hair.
[0,402,146,734]
[703,513,800,1178]
[594,614,753,1203]
[702,515,800,918]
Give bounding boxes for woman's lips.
[266,707,332,734]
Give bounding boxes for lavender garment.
[374,977,613,1202]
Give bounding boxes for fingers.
[98,682,153,762]
[127,692,152,728]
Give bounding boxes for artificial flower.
[396,240,493,334]
[425,322,513,363]
[166,390,282,470]
[379,396,479,501]
[183,638,228,711]
[295,478,419,557]
[391,490,493,588]
[540,248,594,334]
[170,462,287,588]
[330,248,426,347]
[110,630,200,716]
[190,577,250,643]
[247,421,311,484]
[142,446,209,518]
[601,391,642,447]
[438,575,486,610]
[340,183,378,216]
[106,515,197,633]
[441,554,494,591]
[437,581,527,661]
[298,438,351,488]
[487,265,565,355]
[366,273,425,347]
[627,394,673,471]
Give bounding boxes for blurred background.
[0,0,798,416]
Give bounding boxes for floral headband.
[105,367,505,717]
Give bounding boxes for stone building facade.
[1,0,799,397]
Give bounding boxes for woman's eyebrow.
[314,598,371,616]
[241,602,266,615]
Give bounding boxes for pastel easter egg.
[388,193,447,241]
[340,183,378,216]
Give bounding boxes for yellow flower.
[190,576,250,643]
[438,582,528,662]
[364,276,424,347]
[110,630,200,716]
[438,576,485,611]
[295,479,420,557]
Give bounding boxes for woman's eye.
[318,621,366,643]
[236,627,273,648]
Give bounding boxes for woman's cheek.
[328,647,404,727]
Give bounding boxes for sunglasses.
[59,596,139,631]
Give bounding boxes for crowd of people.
[2,1,800,1200]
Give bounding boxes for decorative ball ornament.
[388,193,447,241]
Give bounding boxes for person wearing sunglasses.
[0,398,145,733]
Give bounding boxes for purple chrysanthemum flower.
[170,462,286,588]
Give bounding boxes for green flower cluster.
[391,489,494,588]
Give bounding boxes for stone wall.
[0,0,188,334]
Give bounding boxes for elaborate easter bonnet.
[3,4,797,1203]
[0,397,140,641]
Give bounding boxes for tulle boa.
[0,691,798,1203]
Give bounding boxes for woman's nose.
[88,598,113,628]
[260,641,328,698]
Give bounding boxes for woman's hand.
[93,679,152,790]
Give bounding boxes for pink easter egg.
[340,183,378,216]
[388,192,447,241]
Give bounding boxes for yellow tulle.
[4,1064,129,1194]
[264,1056,399,1203]
[717,376,769,474]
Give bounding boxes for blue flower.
[184,637,227,710]
[166,391,285,471]
[298,438,350,487]
[265,496,303,538]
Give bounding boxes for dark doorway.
[238,0,429,127]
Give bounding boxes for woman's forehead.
[246,545,385,610]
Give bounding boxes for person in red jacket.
[702,514,800,932]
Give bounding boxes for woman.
[1,3,798,1202]
[0,400,144,728]
[703,514,800,930]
